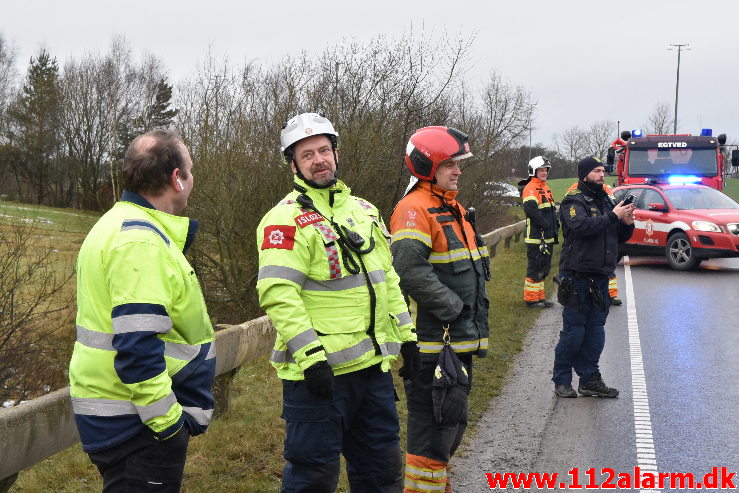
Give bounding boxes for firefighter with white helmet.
[390,125,490,492]
[257,112,418,491]
[519,155,559,307]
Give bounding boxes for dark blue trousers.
[552,274,610,385]
[280,364,403,493]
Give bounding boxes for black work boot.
[610,297,623,306]
[578,377,619,397]
[554,384,577,398]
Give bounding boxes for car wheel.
[665,232,699,270]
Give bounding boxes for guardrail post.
[0,473,18,493]
[212,367,240,419]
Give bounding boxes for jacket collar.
[416,180,459,206]
[531,177,547,187]
[292,176,350,210]
[119,190,199,254]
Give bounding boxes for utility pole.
[668,43,690,134]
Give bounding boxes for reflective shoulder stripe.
[391,229,432,247]
[76,325,114,351]
[302,269,385,292]
[182,406,213,426]
[121,219,170,246]
[286,328,320,355]
[112,314,173,334]
[72,397,136,416]
[258,265,307,286]
[135,391,177,422]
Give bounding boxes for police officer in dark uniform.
[553,157,635,398]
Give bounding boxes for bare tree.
[0,218,73,405]
[553,125,586,165]
[581,120,617,160]
[643,102,674,135]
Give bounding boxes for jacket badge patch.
[295,212,323,228]
[569,206,576,218]
[406,210,417,221]
[262,225,296,250]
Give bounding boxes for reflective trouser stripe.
[524,277,541,302]
[608,276,618,297]
[404,454,447,492]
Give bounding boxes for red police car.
[613,181,739,270]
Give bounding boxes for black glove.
[303,361,334,400]
[398,341,421,380]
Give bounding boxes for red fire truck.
[606,129,739,191]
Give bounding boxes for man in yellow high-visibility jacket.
[69,130,215,492]
[256,112,419,492]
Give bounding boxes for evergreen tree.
[6,49,63,205]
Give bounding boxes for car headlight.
[691,220,721,232]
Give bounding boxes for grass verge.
[12,239,559,492]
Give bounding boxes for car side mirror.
[732,149,739,167]
[648,202,668,212]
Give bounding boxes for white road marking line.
[624,256,661,493]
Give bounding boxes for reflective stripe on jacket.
[256,177,416,381]
[390,180,490,357]
[69,191,215,453]
[522,177,558,244]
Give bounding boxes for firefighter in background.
[390,126,490,492]
[566,180,623,306]
[609,130,631,180]
[519,156,558,308]
[256,112,419,491]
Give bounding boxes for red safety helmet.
[405,126,472,181]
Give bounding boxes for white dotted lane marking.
[623,257,661,493]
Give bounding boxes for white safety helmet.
[527,156,551,176]
[280,112,339,162]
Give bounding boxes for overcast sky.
[3,0,739,149]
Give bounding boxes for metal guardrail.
[0,220,525,490]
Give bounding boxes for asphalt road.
[449,256,739,491]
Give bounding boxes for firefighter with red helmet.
[390,126,490,492]
[519,156,558,307]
